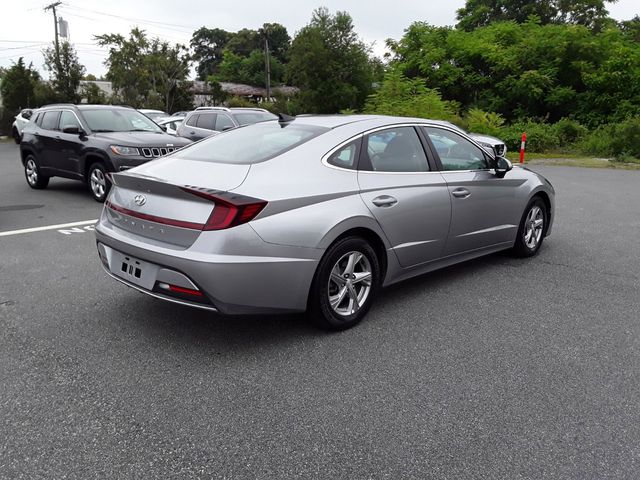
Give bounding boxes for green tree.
[43,41,85,103]
[96,28,193,111]
[190,27,233,80]
[0,57,40,113]
[226,28,261,57]
[286,7,374,113]
[387,20,640,125]
[80,82,108,104]
[259,23,291,63]
[363,70,459,121]
[456,0,616,31]
[216,49,284,86]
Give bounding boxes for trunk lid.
[105,158,251,247]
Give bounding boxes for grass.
[506,151,640,170]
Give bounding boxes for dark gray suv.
[19,104,192,201]
[176,107,277,141]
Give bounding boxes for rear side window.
[327,139,360,170]
[196,113,216,130]
[178,122,329,164]
[41,111,60,131]
[185,114,199,127]
[363,127,429,172]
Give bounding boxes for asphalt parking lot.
[1,140,639,479]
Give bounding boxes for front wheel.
[310,237,380,331]
[24,155,49,189]
[87,162,111,202]
[512,197,547,257]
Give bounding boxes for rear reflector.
[158,282,203,297]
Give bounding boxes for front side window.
[59,111,81,130]
[81,108,162,133]
[178,122,329,165]
[41,111,60,131]
[424,127,488,171]
[185,114,199,127]
[215,114,235,131]
[364,127,429,172]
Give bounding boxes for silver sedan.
[95,115,555,330]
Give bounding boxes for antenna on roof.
[277,113,295,123]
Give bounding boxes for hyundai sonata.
[95,115,555,330]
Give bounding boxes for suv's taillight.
[180,187,267,230]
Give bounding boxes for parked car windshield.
[233,111,278,126]
[179,121,329,164]
[81,109,163,133]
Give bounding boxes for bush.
[579,117,640,159]
[465,108,505,137]
[553,118,588,144]
[500,121,561,152]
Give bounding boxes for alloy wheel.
[327,251,373,316]
[90,168,106,199]
[524,205,544,249]
[26,159,38,186]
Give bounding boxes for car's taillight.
[180,186,267,231]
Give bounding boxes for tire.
[12,128,21,144]
[24,154,49,189]
[309,236,381,331]
[511,197,548,257]
[87,162,111,203]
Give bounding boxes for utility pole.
[264,36,271,101]
[44,1,62,70]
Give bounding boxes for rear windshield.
[178,121,329,164]
[233,111,278,126]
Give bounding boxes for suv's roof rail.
[41,103,77,108]
[230,107,270,113]
[194,106,231,112]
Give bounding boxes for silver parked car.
[95,115,555,330]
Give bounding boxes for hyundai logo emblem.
[134,194,147,206]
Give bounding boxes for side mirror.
[62,125,86,136]
[494,156,513,178]
[222,125,234,131]
[159,125,167,132]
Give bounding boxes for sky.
[1,0,638,79]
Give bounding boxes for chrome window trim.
[321,121,499,174]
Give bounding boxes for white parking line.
[0,219,98,237]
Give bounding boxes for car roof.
[285,114,461,130]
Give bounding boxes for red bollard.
[519,132,527,164]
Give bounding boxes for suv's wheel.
[12,127,21,144]
[87,162,110,202]
[24,155,49,189]
[512,197,548,257]
[310,236,380,331]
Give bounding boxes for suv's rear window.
[178,122,329,164]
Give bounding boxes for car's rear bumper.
[95,215,321,315]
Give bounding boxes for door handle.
[372,195,398,207]
[451,188,470,198]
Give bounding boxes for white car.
[12,109,34,144]
[156,116,185,136]
[138,109,169,121]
